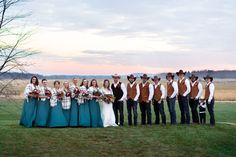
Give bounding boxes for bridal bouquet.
[57,91,64,101]
[29,89,40,98]
[73,87,80,97]
[101,94,115,104]
[93,90,102,97]
[65,90,72,97]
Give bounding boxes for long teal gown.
[62,109,70,126]
[69,98,79,127]
[89,99,103,128]
[20,97,38,128]
[35,99,50,127]
[48,101,68,127]
[79,100,91,127]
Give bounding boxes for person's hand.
[146,100,150,103]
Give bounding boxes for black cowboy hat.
[112,74,121,79]
[204,75,213,81]
[189,74,198,80]
[152,75,161,82]
[140,74,150,80]
[127,74,136,81]
[176,69,186,76]
[166,73,174,79]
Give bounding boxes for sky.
[9,0,236,75]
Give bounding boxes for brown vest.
[178,78,187,96]
[154,84,162,101]
[127,83,137,100]
[190,81,199,98]
[205,83,211,99]
[139,82,150,102]
[167,82,174,97]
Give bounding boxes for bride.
[99,79,118,127]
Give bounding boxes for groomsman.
[204,75,215,127]
[111,74,127,126]
[166,73,178,125]
[139,74,154,125]
[176,70,191,124]
[152,76,166,125]
[189,74,203,124]
[126,74,140,126]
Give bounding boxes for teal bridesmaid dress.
[62,109,70,126]
[48,101,68,127]
[35,99,50,127]
[69,98,79,127]
[78,100,91,127]
[89,99,103,128]
[19,97,38,128]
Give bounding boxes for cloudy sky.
[11,0,236,74]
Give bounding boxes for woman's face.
[32,77,37,84]
[92,80,97,87]
[54,82,60,89]
[83,80,88,86]
[64,82,69,89]
[42,80,47,87]
[104,81,109,88]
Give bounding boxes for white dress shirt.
[168,80,178,98]
[113,82,127,101]
[179,77,191,96]
[207,82,215,103]
[141,82,154,101]
[154,83,165,99]
[191,81,203,99]
[127,82,140,101]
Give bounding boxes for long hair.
[53,80,60,86]
[30,76,39,86]
[103,79,110,90]
[80,79,89,89]
[90,79,98,88]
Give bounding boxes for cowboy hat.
[203,75,213,81]
[176,69,186,76]
[140,74,150,80]
[152,75,161,82]
[166,73,174,79]
[112,74,121,79]
[127,74,136,81]
[189,74,198,80]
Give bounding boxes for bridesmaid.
[88,79,103,128]
[69,78,80,127]
[20,76,40,128]
[62,81,72,126]
[78,79,91,127]
[48,81,68,128]
[35,79,52,127]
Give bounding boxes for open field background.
[1,79,236,101]
[0,100,236,157]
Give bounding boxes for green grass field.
[0,100,236,157]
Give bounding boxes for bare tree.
[0,0,37,98]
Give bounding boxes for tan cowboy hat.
[112,74,121,79]
[127,74,136,81]
[166,73,174,79]
[151,75,161,81]
[204,75,213,81]
[140,74,150,80]
[189,74,198,80]
[176,69,186,76]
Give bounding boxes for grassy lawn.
[0,100,236,157]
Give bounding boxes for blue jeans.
[166,97,176,125]
[206,98,215,126]
[153,100,166,124]
[127,99,138,126]
[178,95,190,124]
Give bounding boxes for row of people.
[19,69,215,128]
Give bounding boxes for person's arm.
[160,85,165,100]
[148,84,154,101]
[183,79,191,96]
[50,89,57,107]
[119,83,127,101]
[170,82,178,98]
[134,84,140,101]
[196,82,203,99]
[24,84,32,99]
[208,83,215,103]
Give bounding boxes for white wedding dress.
[99,88,118,127]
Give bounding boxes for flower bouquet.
[78,90,90,104]
[57,91,64,101]
[29,89,40,98]
[101,94,115,104]
[73,87,80,97]
[65,90,72,97]
[45,89,52,98]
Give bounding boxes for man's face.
[113,77,119,83]
[154,79,159,84]
[179,74,184,80]
[129,78,135,83]
[167,77,172,81]
[142,78,147,83]
[191,78,196,82]
[206,78,210,83]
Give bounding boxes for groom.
[111,74,127,126]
